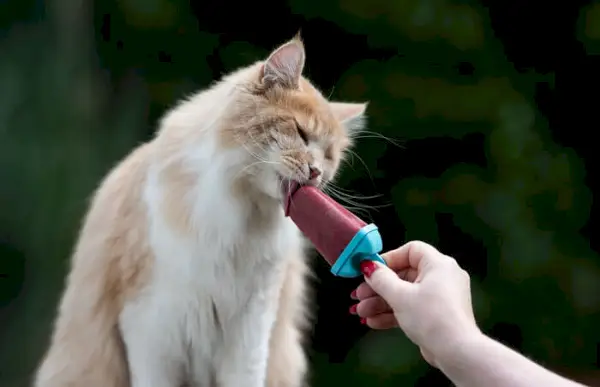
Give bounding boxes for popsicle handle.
[330,224,388,278]
[331,253,387,278]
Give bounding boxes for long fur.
[34,37,368,387]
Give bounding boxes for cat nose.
[308,165,322,180]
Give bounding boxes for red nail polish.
[360,261,377,277]
[349,304,357,314]
[360,318,367,325]
[350,290,358,300]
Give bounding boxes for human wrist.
[429,325,486,370]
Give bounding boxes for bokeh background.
[2,0,600,386]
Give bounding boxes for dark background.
[1,0,600,386]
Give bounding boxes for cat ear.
[329,102,368,134]
[261,38,306,89]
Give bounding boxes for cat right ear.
[260,38,306,89]
[330,102,368,135]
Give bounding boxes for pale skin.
[352,240,589,387]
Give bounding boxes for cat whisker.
[344,149,375,185]
[320,189,372,219]
[232,134,272,164]
[326,85,336,100]
[245,130,279,159]
[325,183,384,200]
[323,185,387,211]
[239,143,268,163]
[340,152,360,171]
[233,160,273,181]
[321,187,366,217]
[322,183,393,222]
[351,131,404,149]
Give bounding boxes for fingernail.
[360,318,367,325]
[360,261,377,278]
[350,290,358,300]
[349,304,357,315]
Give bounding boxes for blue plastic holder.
[330,223,388,278]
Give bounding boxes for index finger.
[353,267,419,300]
[381,240,443,272]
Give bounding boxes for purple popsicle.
[283,182,387,278]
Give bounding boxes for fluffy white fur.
[34,37,366,387]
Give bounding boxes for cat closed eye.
[295,122,309,145]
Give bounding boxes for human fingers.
[360,261,412,309]
[363,313,398,330]
[382,240,443,272]
[351,268,418,300]
[399,268,419,282]
[352,281,377,300]
[354,295,392,318]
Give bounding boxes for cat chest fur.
[119,178,301,385]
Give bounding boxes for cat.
[34,36,367,387]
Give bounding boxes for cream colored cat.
[34,36,367,387]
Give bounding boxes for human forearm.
[436,333,588,387]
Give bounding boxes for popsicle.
[283,182,387,278]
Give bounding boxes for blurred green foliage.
[1,0,599,386]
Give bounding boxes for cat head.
[221,36,367,200]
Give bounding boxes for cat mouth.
[277,175,301,214]
[278,174,321,197]
[278,175,300,199]
[283,181,300,217]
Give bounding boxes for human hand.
[350,241,481,366]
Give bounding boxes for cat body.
[34,37,366,387]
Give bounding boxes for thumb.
[361,261,412,307]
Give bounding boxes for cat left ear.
[261,38,306,89]
[329,102,368,135]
